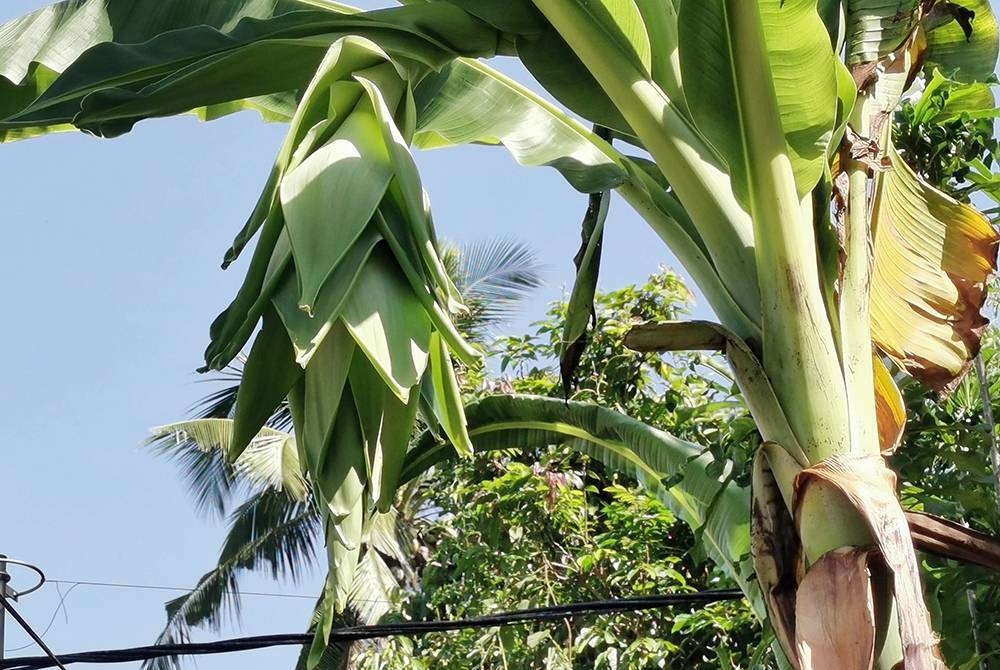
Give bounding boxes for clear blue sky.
[0,2,680,668]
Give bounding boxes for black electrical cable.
[0,590,744,670]
[0,597,68,670]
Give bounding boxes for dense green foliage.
[894,71,1000,206]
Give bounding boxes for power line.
[4,579,322,653]
[0,590,744,670]
[46,580,315,601]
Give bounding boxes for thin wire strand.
[0,590,745,670]
[0,597,68,670]
[47,580,316,600]
[3,584,80,653]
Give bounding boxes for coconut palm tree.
[3,1,1000,666]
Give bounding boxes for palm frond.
[349,549,399,625]
[144,489,322,670]
[149,361,295,518]
[149,419,308,501]
[446,238,543,337]
[190,361,295,431]
[234,431,309,502]
[146,421,238,520]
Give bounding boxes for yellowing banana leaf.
[873,354,906,453]
[870,148,999,391]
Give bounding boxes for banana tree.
[3,0,1000,668]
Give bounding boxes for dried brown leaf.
[794,547,876,670]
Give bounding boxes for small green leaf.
[231,308,303,460]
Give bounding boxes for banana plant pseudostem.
[2,0,1000,667]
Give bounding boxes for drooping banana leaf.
[403,394,760,609]
[560,178,610,392]
[412,58,627,193]
[869,147,999,391]
[192,38,483,634]
[0,0,503,140]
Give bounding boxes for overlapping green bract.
[196,38,480,655]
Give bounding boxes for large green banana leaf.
[403,394,760,612]
[678,0,845,203]
[412,58,626,193]
[923,0,999,82]
[0,0,502,139]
